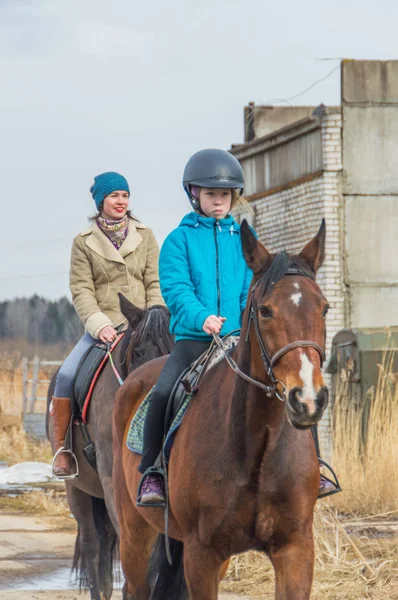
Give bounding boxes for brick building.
[230,60,398,457]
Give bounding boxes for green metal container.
[327,328,398,398]
[326,328,398,442]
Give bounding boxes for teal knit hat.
[90,172,130,209]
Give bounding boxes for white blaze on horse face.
[290,292,302,306]
[299,352,316,405]
[291,283,302,306]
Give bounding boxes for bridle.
[213,267,325,402]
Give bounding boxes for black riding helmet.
[183,148,244,211]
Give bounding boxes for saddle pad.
[126,386,193,460]
[126,335,240,460]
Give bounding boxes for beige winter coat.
[69,218,165,338]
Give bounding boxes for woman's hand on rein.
[202,315,226,335]
[98,325,118,344]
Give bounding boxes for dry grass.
[221,351,398,598]
[1,352,398,598]
[0,424,52,464]
[0,356,53,464]
[0,351,62,415]
[0,339,73,361]
[221,507,398,599]
[0,353,24,415]
[0,488,73,520]
[331,349,398,515]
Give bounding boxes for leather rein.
[213,268,325,402]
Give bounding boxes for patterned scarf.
[97,215,129,250]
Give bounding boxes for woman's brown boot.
[52,396,73,477]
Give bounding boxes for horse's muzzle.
[286,386,329,429]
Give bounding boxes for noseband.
[213,266,326,402]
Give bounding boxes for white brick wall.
[236,110,345,460]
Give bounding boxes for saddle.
[135,333,239,508]
[129,334,240,459]
[72,332,125,421]
[62,331,126,474]
[162,333,240,460]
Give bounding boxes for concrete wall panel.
[342,60,398,104]
[343,107,398,194]
[345,195,398,283]
[350,287,398,328]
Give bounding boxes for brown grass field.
[0,351,397,598]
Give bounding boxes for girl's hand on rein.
[99,325,118,344]
[202,315,226,335]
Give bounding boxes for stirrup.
[318,458,342,499]
[52,447,79,480]
[136,466,166,508]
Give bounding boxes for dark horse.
[113,220,330,600]
[46,297,174,600]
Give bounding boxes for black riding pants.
[138,339,211,474]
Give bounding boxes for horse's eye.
[322,304,330,318]
[259,305,273,319]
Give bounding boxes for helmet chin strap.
[186,186,206,215]
[192,198,206,216]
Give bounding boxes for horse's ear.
[118,293,145,329]
[298,219,326,274]
[240,219,271,275]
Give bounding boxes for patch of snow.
[0,462,55,485]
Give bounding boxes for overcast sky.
[1,0,397,301]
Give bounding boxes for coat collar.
[82,218,146,264]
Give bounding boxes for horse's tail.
[92,497,119,593]
[148,534,188,600]
[72,497,119,594]
[72,525,90,591]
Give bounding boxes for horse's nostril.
[288,387,304,413]
[316,386,329,410]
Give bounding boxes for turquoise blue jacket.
[159,212,254,341]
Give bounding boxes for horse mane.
[120,305,174,377]
[258,251,315,296]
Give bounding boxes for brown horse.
[46,298,174,600]
[113,220,330,600]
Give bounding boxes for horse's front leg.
[183,540,224,600]
[268,530,314,600]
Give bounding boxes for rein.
[107,347,124,386]
[212,332,279,397]
[214,267,326,402]
[106,337,125,386]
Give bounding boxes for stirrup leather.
[52,447,79,480]
[318,458,342,499]
[136,466,166,508]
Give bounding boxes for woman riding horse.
[51,171,165,478]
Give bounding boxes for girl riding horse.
[51,171,165,478]
[137,148,338,503]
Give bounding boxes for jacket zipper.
[214,221,221,315]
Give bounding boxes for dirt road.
[0,511,254,600]
[0,594,118,599]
